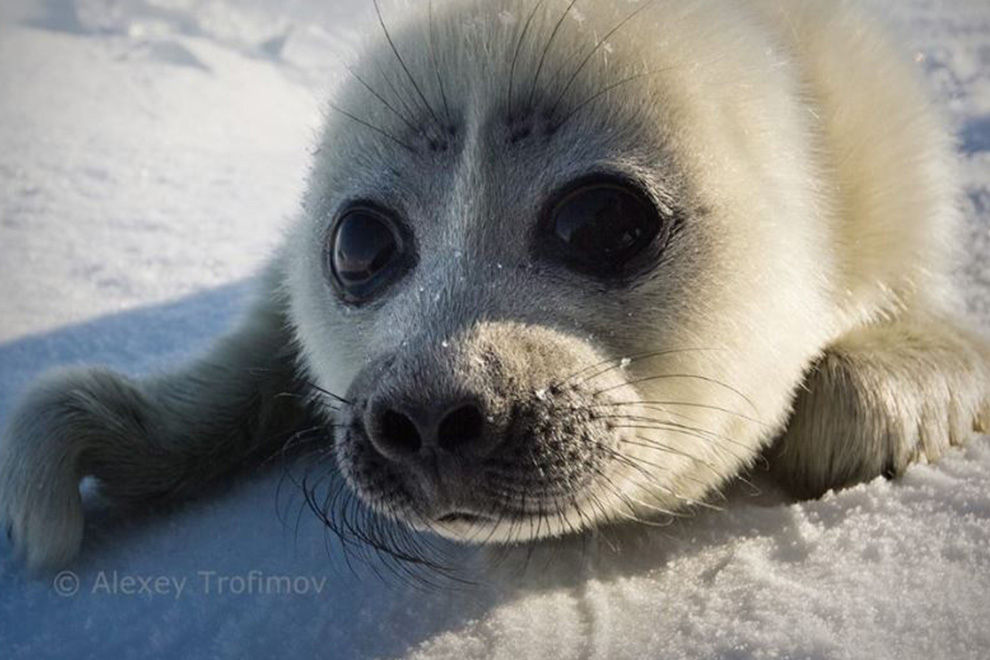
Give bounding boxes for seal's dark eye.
[548,181,662,277]
[329,208,405,300]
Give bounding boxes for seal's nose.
[367,397,494,461]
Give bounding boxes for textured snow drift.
[0,0,988,658]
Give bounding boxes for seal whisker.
[372,0,445,136]
[623,436,723,479]
[609,422,753,463]
[593,479,678,528]
[593,400,771,428]
[345,64,422,134]
[327,102,416,152]
[373,60,424,134]
[507,0,547,119]
[597,447,716,510]
[595,373,758,412]
[589,461,685,518]
[527,0,580,111]
[427,0,453,127]
[547,0,658,118]
[612,439,721,494]
[557,347,723,388]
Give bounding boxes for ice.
[0,0,988,658]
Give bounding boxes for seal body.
[2,0,988,568]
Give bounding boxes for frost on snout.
[332,321,652,543]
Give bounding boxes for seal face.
[288,0,835,543]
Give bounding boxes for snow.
[0,0,988,658]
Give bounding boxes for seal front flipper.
[770,314,990,499]
[0,262,311,569]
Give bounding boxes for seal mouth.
[435,511,489,525]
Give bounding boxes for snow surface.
[0,0,988,658]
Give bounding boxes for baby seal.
[2,0,989,569]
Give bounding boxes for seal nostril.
[437,404,486,452]
[377,409,422,455]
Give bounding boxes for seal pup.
[2,0,988,570]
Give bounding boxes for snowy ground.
[1,0,989,658]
